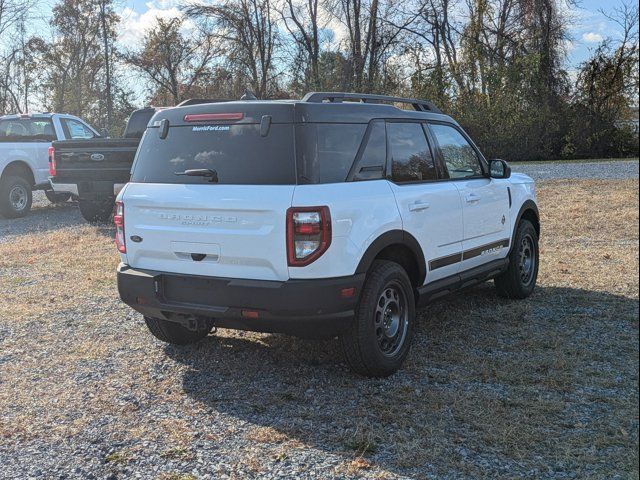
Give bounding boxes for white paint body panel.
[118,172,537,285]
[454,177,511,270]
[121,183,295,281]
[0,113,97,185]
[388,181,463,284]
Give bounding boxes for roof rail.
[302,92,442,114]
[175,98,232,107]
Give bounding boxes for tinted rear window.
[131,124,296,185]
[296,123,367,183]
[0,118,55,142]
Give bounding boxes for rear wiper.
[174,168,219,183]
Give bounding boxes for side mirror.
[489,159,511,179]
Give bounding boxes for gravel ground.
[512,159,639,181]
[0,180,638,479]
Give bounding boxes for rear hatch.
[122,102,296,281]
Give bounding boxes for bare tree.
[123,17,218,104]
[278,0,322,88]
[185,0,278,98]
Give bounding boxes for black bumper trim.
[117,264,364,337]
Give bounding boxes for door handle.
[465,193,480,204]
[409,201,430,212]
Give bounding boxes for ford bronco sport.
[116,92,540,377]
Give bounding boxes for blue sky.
[18,0,635,103]
[114,0,631,69]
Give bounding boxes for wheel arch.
[355,230,427,288]
[1,160,35,186]
[510,200,540,253]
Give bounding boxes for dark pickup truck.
[49,107,157,222]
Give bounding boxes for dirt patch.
[0,179,638,479]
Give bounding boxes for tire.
[78,198,114,223]
[45,190,71,204]
[0,175,32,218]
[144,316,213,345]
[494,219,539,299]
[340,260,416,377]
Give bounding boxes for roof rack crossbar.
[175,98,232,107]
[301,92,442,114]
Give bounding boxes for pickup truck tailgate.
[52,138,139,183]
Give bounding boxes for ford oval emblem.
[90,153,105,161]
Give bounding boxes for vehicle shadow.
[0,200,114,239]
[165,283,639,476]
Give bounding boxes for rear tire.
[494,219,539,299]
[0,175,32,218]
[340,260,415,377]
[144,316,213,345]
[78,198,114,223]
[45,190,71,204]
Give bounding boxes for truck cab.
[0,113,99,218]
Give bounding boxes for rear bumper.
[48,181,79,196]
[49,180,125,198]
[117,263,364,337]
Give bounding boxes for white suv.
[116,92,540,377]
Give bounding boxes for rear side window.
[131,124,296,185]
[429,124,482,178]
[296,123,366,184]
[351,121,386,181]
[0,118,55,142]
[61,118,95,139]
[388,122,437,183]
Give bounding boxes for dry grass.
[0,179,638,479]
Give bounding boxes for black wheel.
[144,316,213,345]
[78,198,114,223]
[340,260,416,377]
[495,219,539,299]
[0,175,32,218]
[45,190,71,204]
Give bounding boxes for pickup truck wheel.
[340,260,415,377]
[0,175,32,218]
[144,316,213,345]
[45,190,71,204]
[78,198,114,223]
[494,219,539,299]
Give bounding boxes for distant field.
[510,157,639,165]
[0,179,638,479]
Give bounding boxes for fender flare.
[509,200,540,253]
[355,230,427,285]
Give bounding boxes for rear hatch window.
[131,123,296,185]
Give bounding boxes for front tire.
[341,260,416,377]
[144,316,213,345]
[0,175,32,218]
[494,219,539,299]
[78,198,114,223]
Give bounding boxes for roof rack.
[302,92,442,114]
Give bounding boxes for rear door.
[122,110,296,282]
[385,121,464,284]
[428,123,510,271]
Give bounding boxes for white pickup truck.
[0,113,100,218]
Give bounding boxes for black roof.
[149,92,454,127]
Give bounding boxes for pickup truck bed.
[50,107,157,222]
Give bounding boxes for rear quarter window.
[0,118,55,142]
[296,123,367,184]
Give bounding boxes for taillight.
[48,146,56,176]
[114,201,126,253]
[286,206,331,266]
